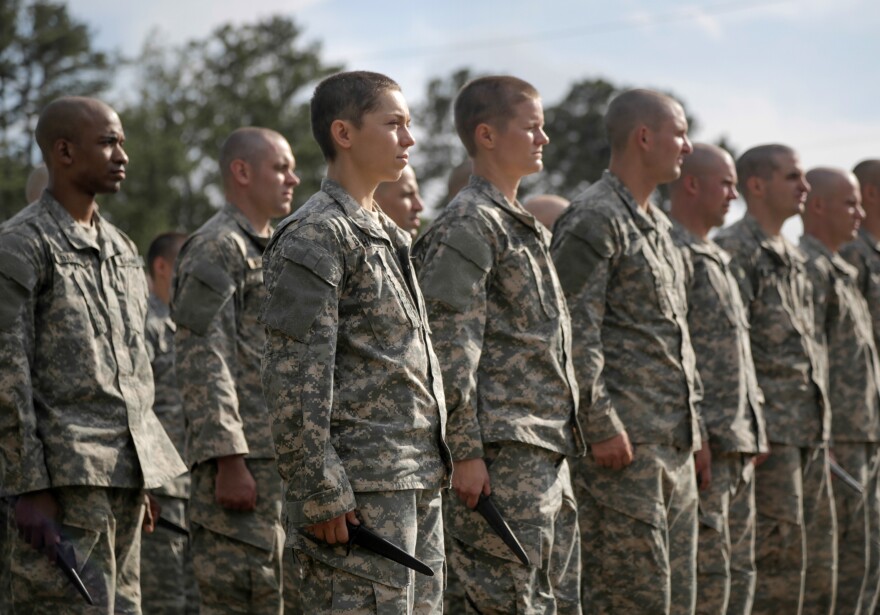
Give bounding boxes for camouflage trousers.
[446,442,581,615]
[6,486,145,614]
[695,452,756,615]
[140,494,199,614]
[294,488,444,614]
[283,540,304,614]
[751,443,837,615]
[833,442,880,615]
[190,458,285,614]
[577,443,698,615]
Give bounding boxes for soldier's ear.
[474,123,495,152]
[330,119,354,153]
[685,175,699,196]
[54,138,74,166]
[745,176,763,198]
[229,159,250,186]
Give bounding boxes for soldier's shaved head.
[803,166,862,250]
[805,167,854,204]
[523,194,570,230]
[35,96,117,161]
[677,143,731,180]
[736,144,795,196]
[219,127,286,185]
[853,159,880,191]
[605,89,680,153]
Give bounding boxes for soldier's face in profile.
[71,108,129,195]
[349,89,415,186]
[765,152,809,218]
[492,96,549,180]
[375,165,424,235]
[649,103,692,183]
[827,176,864,246]
[251,136,300,220]
[698,156,738,229]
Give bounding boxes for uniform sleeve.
[260,227,353,527]
[413,219,493,461]
[172,236,248,465]
[551,214,626,443]
[0,234,51,495]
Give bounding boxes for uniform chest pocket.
[52,252,107,337]
[501,245,560,330]
[109,254,148,333]
[356,245,419,348]
[624,236,677,320]
[705,265,741,328]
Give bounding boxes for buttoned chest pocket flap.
[172,260,236,336]
[110,254,148,329]
[752,264,804,342]
[504,239,559,327]
[52,252,108,337]
[260,240,341,343]
[704,263,741,328]
[625,235,676,319]
[358,244,420,345]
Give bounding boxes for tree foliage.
[110,16,341,249]
[0,0,113,219]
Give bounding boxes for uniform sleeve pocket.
[172,260,236,336]
[260,240,341,342]
[419,229,491,313]
[0,251,36,330]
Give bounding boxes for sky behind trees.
[59,0,880,237]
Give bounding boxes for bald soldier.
[840,159,880,614]
[802,167,880,615]
[172,127,300,614]
[715,145,834,615]
[0,96,187,612]
[551,89,701,614]
[669,144,769,615]
[523,194,569,230]
[374,165,425,237]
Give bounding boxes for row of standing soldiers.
[0,71,878,615]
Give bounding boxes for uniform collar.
[739,213,805,267]
[801,233,858,280]
[42,192,123,259]
[603,170,671,235]
[466,174,549,241]
[321,178,410,249]
[222,202,271,250]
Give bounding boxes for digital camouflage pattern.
[841,227,880,351]
[260,179,449,604]
[412,174,583,611]
[412,174,583,461]
[173,203,277,466]
[444,443,581,614]
[0,193,186,496]
[670,224,765,614]
[672,223,768,455]
[576,444,698,614]
[801,234,880,614]
[7,486,145,614]
[551,171,700,614]
[295,489,444,615]
[694,452,757,615]
[141,293,198,614]
[550,171,701,449]
[714,214,829,446]
[801,234,880,444]
[140,495,199,614]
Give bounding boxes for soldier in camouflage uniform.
[715,144,835,615]
[412,76,584,614]
[669,144,769,615]
[172,127,300,614]
[0,96,187,613]
[802,167,879,615]
[551,89,701,615]
[260,71,451,614]
[374,164,425,238]
[140,231,201,614]
[840,159,880,614]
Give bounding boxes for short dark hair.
[604,89,679,153]
[736,144,795,195]
[146,231,186,277]
[454,76,540,157]
[310,71,400,161]
[853,159,880,190]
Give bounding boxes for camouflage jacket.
[0,194,185,495]
[172,203,275,465]
[671,223,768,454]
[145,293,190,498]
[550,171,701,450]
[841,228,880,352]
[260,179,451,527]
[800,234,880,443]
[412,175,584,461]
[715,214,829,445]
